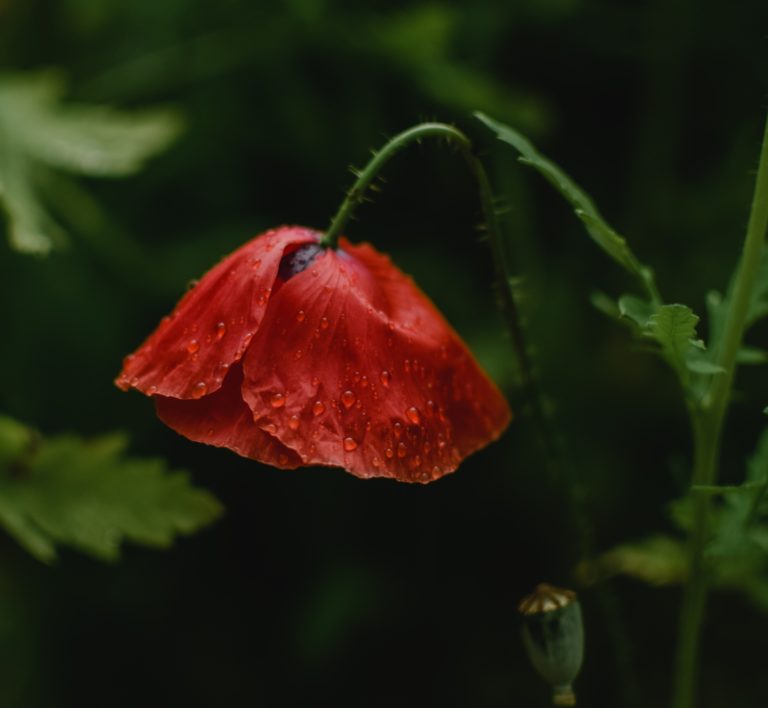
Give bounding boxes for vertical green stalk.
[672,112,768,708]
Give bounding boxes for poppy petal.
[239,238,511,482]
[155,362,303,468]
[116,226,321,399]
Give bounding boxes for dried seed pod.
[519,583,584,706]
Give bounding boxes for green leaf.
[475,111,659,301]
[586,536,689,586]
[0,418,222,562]
[618,294,655,328]
[646,304,701,382]
[0,71,182,253]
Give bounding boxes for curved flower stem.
[322,123,542,440]
[672,111,768,708]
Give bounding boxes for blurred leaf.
[0,417,222,562]
[0,71,182,254]
[618,294,655,328]
[370,8,548,133]
[475,112,658,301]
[585,536,689,586]
[646,304,704,384]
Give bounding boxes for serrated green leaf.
[647,304,700,382]
[475,111,659,302]
[0,420,222,562]
[0,71,182,253]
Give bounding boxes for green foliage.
[475,111,659,303]
[590,429,768,609]
[0,71,182,254]
[0,416,222,563]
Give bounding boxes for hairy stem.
[322,123,540,424]
[672,112,768,708]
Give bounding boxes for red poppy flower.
[116,226,511,483]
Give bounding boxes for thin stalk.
[672,112,768,708]
[322,123,541,429]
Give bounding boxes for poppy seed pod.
[116,226,511,483]
[519,583,584,706]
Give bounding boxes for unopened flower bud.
[519,583,584,706]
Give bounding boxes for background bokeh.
[2,1,768,706]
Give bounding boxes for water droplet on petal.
[371,457,381,468]
[294,349,303,360]
[343,437,358,452]
[312,401,325,416]
[278,453,289,465]
[410,455,422,469]
[393,422,403,439]
[385,447,394,459]
[264,423,278,435]
[215,322,226,340]
[192,381,207,398]
[380,370,391,387]
[406,407,421,425]
[320,317,329,330]
[271,392,286,408]
[288,415,300,431]
[148,385,158,394]
[397,442,407,458]
[360,375,369,388]
[403,359,411,374]
[296,310,306,322]
[341,390,356,408]
[432,465,442,476]
[187,339,200,354]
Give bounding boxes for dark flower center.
[277,243,324,281]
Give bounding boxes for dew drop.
[360,375,369,388]
[251,258,261,270]
[385,447,394,459]
[379,370,391,387]
[393,422,403,439]
[215,322,226,340]
[403,359,411,374]
[312,401,325,416]
[148,385,158,394]
[320,316,329,330]
[410,455,422,469]
[371,457,381,468]
[343,436,358,452]
[432,465,442,476]
[406,407,421,425]
[191,381,207,398]
[397,442,407,458]
[278,453,289,466]
[288,415,300,431]
[294,349,303,360]
[271,392,286,408]
[264,423,278,435]
[341,390,356,408]
[311,376,320,387]
[296,310,306,322]
[187,339,200,354]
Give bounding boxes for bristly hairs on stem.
[321,122,555,465]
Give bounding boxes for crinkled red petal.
[239,237,512,483]
[154,362,302,468]
[115,226,320,399]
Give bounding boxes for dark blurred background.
[1,0,768,706]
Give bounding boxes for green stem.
[672,112,768,708]
[322,123,540,426]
